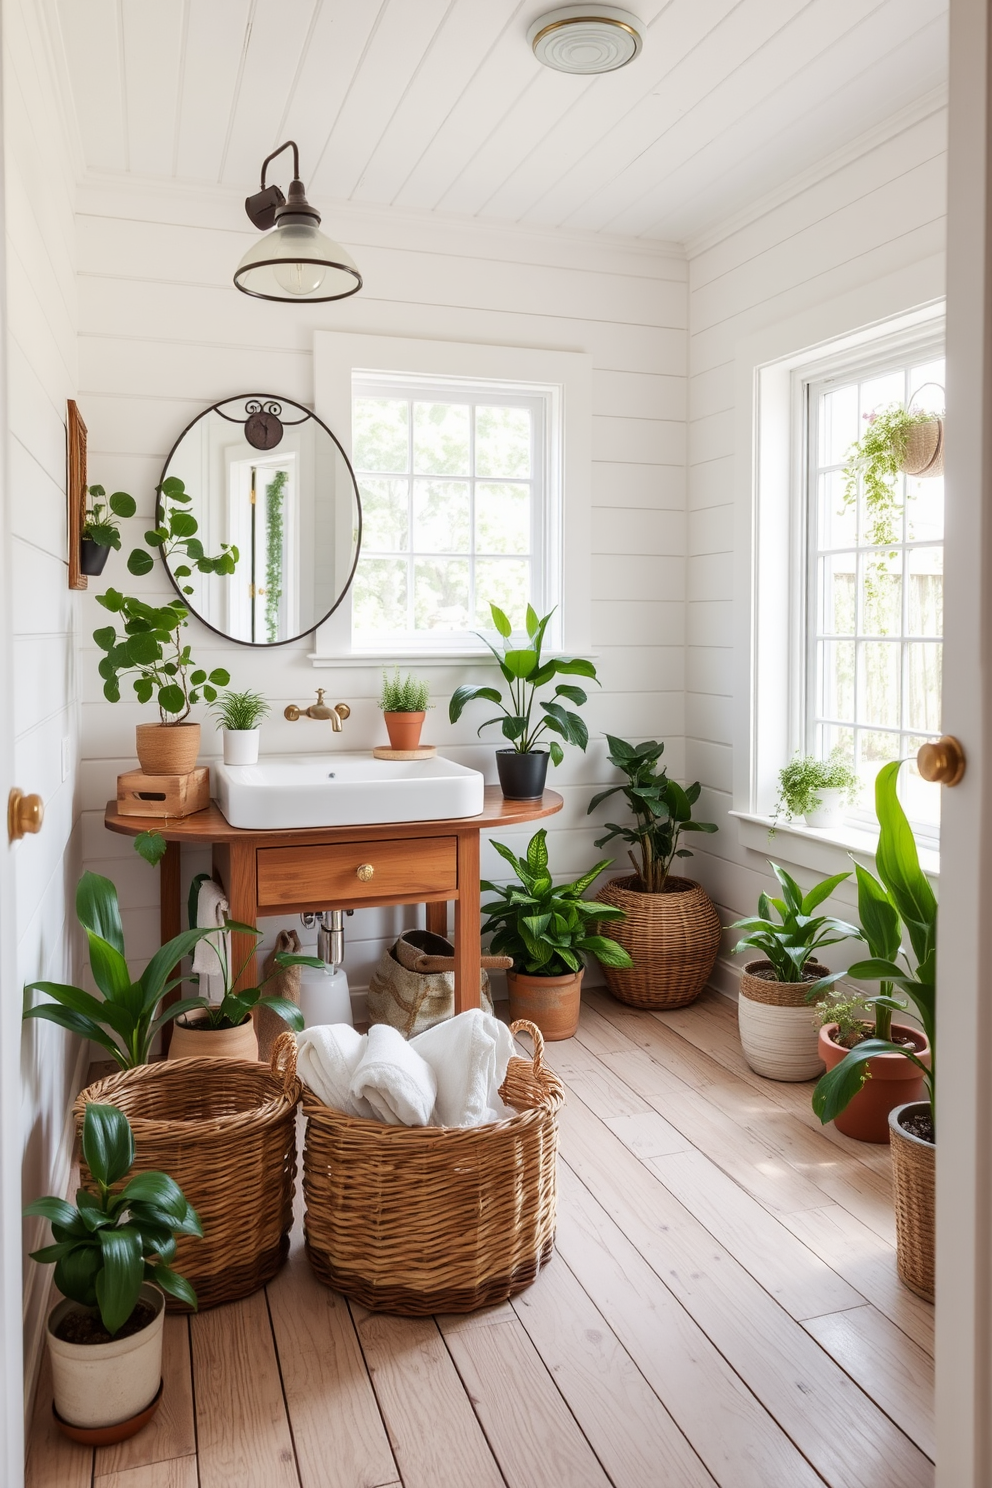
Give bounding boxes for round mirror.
[158,395,361,645]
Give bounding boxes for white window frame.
[311,332,592,664]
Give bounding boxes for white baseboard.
[708,956,741,1003]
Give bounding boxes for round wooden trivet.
[372,745,438,761]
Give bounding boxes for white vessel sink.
[214,753,485,830]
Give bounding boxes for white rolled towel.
[350,1023,437,1127]
[190,879,230,1004]
[296,1025,374,1119]
[411,1010,515,1127]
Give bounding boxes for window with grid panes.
[350,375,554,649]
[807,347,944,837]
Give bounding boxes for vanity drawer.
[256,837,458,909]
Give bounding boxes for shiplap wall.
[4,0,85,1393]
[685,102,948,988]
[75,183,686,994]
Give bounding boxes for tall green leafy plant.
[730,863,861,982]
[588,735,717,892]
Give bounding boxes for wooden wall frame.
[67,399,87,590]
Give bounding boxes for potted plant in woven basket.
[379,668,433,751]
[730,864,861,1081]
[587,736,720,1009]
[481,827,632,1040]
[807,761,936,1298]
[25,1102,200,1442]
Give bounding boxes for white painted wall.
[2,0,84,1427]
[685,97,948,983]
[74,183,687,994]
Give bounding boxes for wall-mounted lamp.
[233,140,362,303]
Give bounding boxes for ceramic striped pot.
[737,959,827,1082]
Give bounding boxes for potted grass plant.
[449,603,598,799]
[588,735,721,1008]
[81,485,136,576]
[730,865,861,1080]
[481,827,632,1040]
[775,749,860,827]
[378,668,432,751]
[209,687,270,765]
[25,1103,200,1440]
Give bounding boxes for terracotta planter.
[47,1283,164,1430]
[738,960,828,1081]
[384,711,425,750]
[135,722,200,776]
[507,967,583,1041]
[167,1013,259,1061]
[595,875,720,1010]
[819,1022,931,1143]
[889,1100,935,1302]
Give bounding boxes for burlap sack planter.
[595,875,721,1010]
[737,959,828,1081]
[367,929,493,1038]
[889,1100,935,1302]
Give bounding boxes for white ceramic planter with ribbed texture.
[47,1283,164,1428]
[737,960,826,1081]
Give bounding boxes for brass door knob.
[8,788,44,842]
[917,735,966,786]
[356,863,374,882]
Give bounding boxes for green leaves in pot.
[83,485,136,550]
[589,735,717,892]
[449,603,598,766]
[25,1103,202,1333]
[481,828,633,977]
[774,748,860,822]
[730,862,861,983]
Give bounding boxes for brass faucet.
[284,689,351,731]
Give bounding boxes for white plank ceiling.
[53,0,948,242]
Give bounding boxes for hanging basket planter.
[897,416,944,478]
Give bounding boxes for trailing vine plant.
[264,468,287,643]
[842,403,940,548]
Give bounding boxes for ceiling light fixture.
[234,140,362,303]
[528,6,643,74]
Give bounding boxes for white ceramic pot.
[804,788,847,828]
[167,1013,259,1060]
[223,727,260,765]
[48,1283,164,1429]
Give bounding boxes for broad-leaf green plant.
[449,603,598,767]
[730,863,861,982]
[83,485,136,550]
[481,828,633,976]
[588,735,718,892]
[25,1103,201,1334]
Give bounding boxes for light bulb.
[273,258,327,297]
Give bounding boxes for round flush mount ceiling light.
[528,6,643,74]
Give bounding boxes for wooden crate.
[117,766,210,818]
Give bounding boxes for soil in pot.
[819,1022,930,1143]
[135,721,200,776]
[594,875,720,1010]
[889,1099,935,1301]
[167,1013,259,1061]
[507,967,583,1041]
[384,711,426,751]
[54,1299,156,1347]
[738,960,828,1081]
[80,537,111,576]
[496,749,549,800]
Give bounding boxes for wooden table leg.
[212,841,259,993]
[453,830,481,1013]
[159,841,182,1054]
[425,901,448,938]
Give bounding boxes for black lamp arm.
[259,140,301,189]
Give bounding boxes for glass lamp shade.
[234,220,362,302]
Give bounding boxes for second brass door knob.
[917,735,966,786]
[8,788,44,842]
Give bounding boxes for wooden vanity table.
[105,787,563,1014]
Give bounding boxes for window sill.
[731,810,939,884]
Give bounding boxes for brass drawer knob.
[356,863,374,882]
[8,788,44,842]
[917,735,965,786]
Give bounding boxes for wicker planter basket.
[898,417,944,478]
[280,1022,564,1315]
[889,1100,935,1302]
[594,875,721,1010]
[74,1054,301,1310]
[738,960,828,1081]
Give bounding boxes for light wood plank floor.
[26,990,934,1488]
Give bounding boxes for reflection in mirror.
[159,395,361,646]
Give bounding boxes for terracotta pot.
[507,967,583,1041]
[47,1283,164,1430]
[889,1100,935,1301]
[738,960,828,1081]
[135,722,200,776]
[595,875,720,1009]
[167,1013,259,1061]
[384,711,425,750]
[819,1022,930,1143]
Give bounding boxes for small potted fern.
[775,749,860,827]
[209,688,270,765]
[379,668,432,751]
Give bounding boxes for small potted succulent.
[25,1102,200,1440]
[209,687,271,765]
[450,603,598,799]
[378,668,432,751]
[730,864,861,1080]
[81,485,136,575]
[589,735,720,1009]
[481,827,632,1040]
[774,749,860,827]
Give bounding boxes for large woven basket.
[279,1021,564,1315]
[74,1055,301,1310]
[595,875,721,1010]
[889,1100,935,1302]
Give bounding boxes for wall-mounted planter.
[80,537,111,576]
